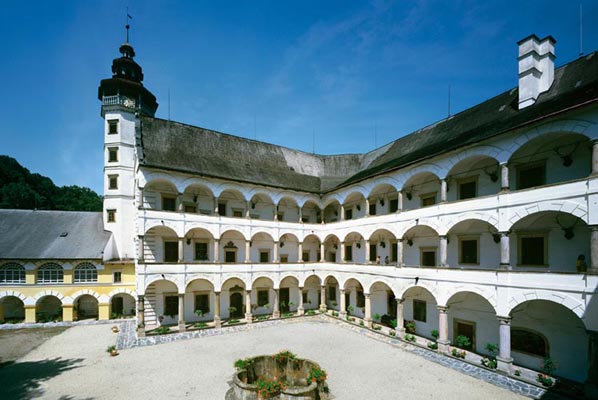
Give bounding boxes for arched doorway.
[36,295,62,322]
[0,295,25,323]
[111,293,136,318]
[75,295,98,320]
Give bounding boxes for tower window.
[108,119,119,134]
[108,147,118,162]
[107,209,116,223]
[108,175,118,190]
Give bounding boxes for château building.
[1,30,598,386]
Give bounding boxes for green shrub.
[307,366,327,383]
[255,378,286,399]
[373,313,381,322]
[405,334,416,342]
[455,335,471,349]
[154,326,170,335]
[194,322,208,329]
[234,358,253,370]
[431,329,439,340]
[427,342,438,350]
[306,310,316,315]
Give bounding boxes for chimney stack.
[518,34,556,109]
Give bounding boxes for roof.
[139,52,598,193]
[0,210,111,260]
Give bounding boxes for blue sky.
[1,1,596,193]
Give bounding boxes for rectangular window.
[301,217,309,223]
[356,291,365,308]
[108,147,118,162]
[259,251,270,263]
[519,235,546,266]
[458,178,477,200]
[195,294,210,314]
[107,209,116,223]
[164,241,178,262]
[327,286,336,301]
[345,292,351,309]
[345,245,353,262]
[454,319,476,351]
[345,209,353,220]
[413,299,427,322]
[164,295,178,317]
[302,291,308,305]
[369,203,376,215]
[185,205,196,213]
[218,202,226,216]
[194,242,209,261]
[370,243,377,262]
[108,119,119,134]
[277,213,284,221]
[233,210,243,218]
[421,193,437,207]
[391,242,398,262]
[225,250,236,263]
[108,175,118,190]
[517,163,546,190]
[280,255,288,263]
[162,196,176,211]
[258,290,269,307]
[389,198,398,213]
[459,238,479,264]
[302,251,310,262]
[421,249,436,267]
[113,271,122,283]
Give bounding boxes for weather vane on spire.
[125,7,133,43]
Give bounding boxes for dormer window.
[108,119,119,134]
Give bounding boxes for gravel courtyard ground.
[0,321,525,400]
[0,326,69,365]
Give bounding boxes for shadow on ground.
[0,357,85,399]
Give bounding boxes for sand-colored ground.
[0,321,525,399]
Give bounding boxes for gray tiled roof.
[139,52,598,193]
[0,209,111,260]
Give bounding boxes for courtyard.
[0,319,531,400]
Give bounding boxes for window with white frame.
[0,262,25,284]
[74,262,98,283]
[37,263,64,283]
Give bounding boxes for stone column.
[245,240,251,263]
[339,289,347,318]
[273,289,280,318]
[246,201,251,218]
[499,232,511,269]
[213,239,220,263]
[439,235,448,267]
[397,191,403,212]
[214,292,221,328]
[178,294,186,332]
[500,163,509,191]
[137,295,145,337]
[397,239,404,267]
[273,241,279,263]
[297,287,305,315]
[245,290,252,323]
[138,187,144,209]
[340,242,346,262]
[496,316,513,373]
[364,294,372,328]
[320,243,325,262]
[586,330,598,398]
[213,198,219,215]
[396,298,405,338]
[138,235,145,262]
[298,242,303,262]
[590,139,598,175]
[339,204,344,221]
[440,179,447,203]
[320,285,327,311]
[365,198,370,216]
[178,237,184,263]
[274,205,279,221]
[437,306,449,353]
[298,207,303,223]
[365,240,371,263]
[591,226,598,273]
[176,193,184,212]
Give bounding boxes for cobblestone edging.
[115,314,546,399]
[0,317,133,330]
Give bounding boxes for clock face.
[123,97,136,108]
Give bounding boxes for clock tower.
[98,24,158,260]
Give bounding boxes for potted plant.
[405,320,416,334]
[111,325,120,333]
[373,313,381,322]
[481,343,498,369]
[347,305,354,314]
[195,309,204,319]
[106,345,119,357]
[537,357,557,387]
[427,329,439,350]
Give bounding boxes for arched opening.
[144,179,178,211]
[279,233,299,263]
[185,279,215,323]
[402,225,439,267]
[343,192,366,220]
[248,192,275,221]
[220,230,246,263]
[323,234,340,263]
[251,232,275,263]
[343,232,365,264]
[182,183,214,214]
[323,199,341,223]
[145,279,179,327]
[369,281,396,326]
[218,189,246,218]
[402,286,438,338]
[280,276,300,314]
[368,183,398,215]
[303,275,321,311]
[402,171,441,211]
[277,196,299,222]
[344,278,365,318]
[144,226,179,263]
[446,291,497,353]
[510,211,589,273]
[36,295,62,322]
[221,278,246,319]
[510,299,587,382]
[302,234,321,263]
[184,228,214,263]
[446,156,500,201]
[509,132,591,191]
[324,276,339,310]
[252,277,275,316]
[75,294,99,320]
[300,200,321,224]
[0,295,25,323]
[0,262,25,284]
[447,219,499,269]
[111,293,135,318]
[74,263,98,283]
[369,229,397,265]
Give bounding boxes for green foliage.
[255,378,286,399]
[234,358,253,370]
[154,326,170,335]
[306,310,317,315]
[373,313,381,322]
[373,325,382,331]
[541,357,557,376]
[485,343,499,357]
[194,309,204,318]
[451,348,466,358]
[307,366,327,383]
[228,319,240,324]
[0,155,102,211]
[431,329,439,340]
[331,311,339,317]
[405,334,416,342]
[274,350,296,363]
[455,335,471,349]
[346,305,354,313]
[389,330,396,337]
[194,322,208,329]
[537,373,553,387]
[390,318,397,328]
[106,345,117,353]
[405,321,416,333]
[359,320,364,326]
[427,342,438,350]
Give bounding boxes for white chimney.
[518,34,556,109]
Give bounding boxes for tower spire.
[125,8,132,44]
